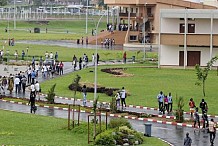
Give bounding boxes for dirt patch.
[101,68,133,77]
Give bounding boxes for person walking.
[208,118,216,146]
[59,61,64,75]
[184,132,192,146]
[200,99,208,114]
[167,92,173,113]
[72,55,77,70]
[21,75,27,93]
[194,107,200,130]
[14,75,20,93]
[157,91,164,113]
[163,95,168,114]
[120,87,126,109]
[7,74,14,94]
[202,112,209,130]
[189,98,196,118]
[30,82,36,97]
[115,92,121,107]
[123,51,127,64]
[28,92,36,114]
[79,57,82,70]
[82,85,87,106]
[35,81,40,101]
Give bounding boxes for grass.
[0,109,168,145]
[3,43,158,62]
[40,65,218,115]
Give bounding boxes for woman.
[7,74,14,94]
[82,85,87,106]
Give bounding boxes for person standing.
[189,98,196,118]
[30,82,36,96]
[79,57,82,70]
[97,53,99,65]
[157,91,164,113]
[21,50,25,60]
[21,75,27,93]
[82,85,87,106]
[29,92,36,114]
[200,99,208,114]
[194,107,200,130]
[115,92,121,107]
[31,69,36,84]
[208,119,216,146]
[55,52,58,61]
[72,55,77,70]
[120,87,126,109]
[167,93,173,113]
[35,81,40,100]
[92,53,95,66]
[123,51,127,64]
[14,75,20,93]
[7,74,14,94]
[81,37,84,45]
[184,132,192,146]
[202,112,209,130]
[163,95,168,114]
[27,67,32,84]
[59,61,64,75]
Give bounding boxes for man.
[208,119,216,146]
[35,81,40,100]
[14,75,20,93]
[21,75,27,93]
[30,82,35,96]
[49,52,53,59]
[200,99,208,114]
[184,132,192,146]
[157,91,164,113]
[29,92,36,114]
[120,87,126,109]
[167,92,173,113]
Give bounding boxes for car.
[43,59,55,66]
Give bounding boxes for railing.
[119,13,137,17]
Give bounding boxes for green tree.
[195,56,218,97]
[0,0,7,6]
[175,96,184,122]
[46,84,56,104]
[33,0,42,6]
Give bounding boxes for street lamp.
[85,0,88,34]
[14,0,16,30]
[6,50,9,70]
[26,46,29,65]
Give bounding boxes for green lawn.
[40,65,218,114]
[0,109,168,145]
[3,43,157,62]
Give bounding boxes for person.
[28,92,36,114]
[184,132,192,146]
[30,82,35,97]
[202,112,209,130]
[81,37,84,45]
[97,53,99,65]
[31,69,36,84]
[45,51,49,59]
[79,57,82,70]
[27,67,32,84]
[208,119,216,146]
[92,53,95,66]
[163,95,168,114]
[14,50,18,61]
[59,61,64,75]
[7,74,14,94]
[21,75,27,93]
[72,55,77,70]
[55,52,58,61]
[35,81,40,100]
[157,91,164,113]
[14,76,20,93]
[115,92,121,107]
[2,76,7,95]
[199,99,208,114]
[82,85,87,106]
[194,107,200,130]
[32,56,35,67]
[167,92,173,113]
[189,98,195,118]
[120,87,126,109]
[21,50,25,60]
[49,52,53,59]
[123,51,127,64]
[86,36,88,45]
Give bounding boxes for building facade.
[159,9,218,68]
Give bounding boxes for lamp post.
[85,0,88,34]
[6,50,9,70]
[26,46,29,66]
[13,0,16,30]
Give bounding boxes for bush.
[108,118,132,129]
[45,84,56,104]
[95,129,116,146]
[110,97,117,113]
[175,96,184,122]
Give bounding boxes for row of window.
[180,23,195,33]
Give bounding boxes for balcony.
[119,13,137,17]
[147,13,154,19]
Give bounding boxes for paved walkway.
[0,61,217,146]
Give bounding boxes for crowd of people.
[101,38,115,48]
[156,91,173,115]
[115,87,127,110]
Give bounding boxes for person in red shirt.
[189,98,195,118]
[123,52,127,64]
[59,61,64,75]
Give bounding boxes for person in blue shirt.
[167,92,173,113]
[157,91,164,113]
[31,70,36,84]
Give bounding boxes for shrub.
[110,97,117,113]
[95,129,116,146]
[108,118,132,129]
[45,84,56,104]
[175,96,184,122]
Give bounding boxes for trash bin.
[34,28,40,33]
[144,123,152,137]
[132,56,135,62]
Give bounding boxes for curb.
[0,98,196,129]
[39,93,218,118]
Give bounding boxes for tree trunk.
[203,80,205,97]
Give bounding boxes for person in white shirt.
[120,87,126,109]
[35,81,40,100]
[167,92,173,113]
[45,51,49,59]
[49,52,53,59]
[14,76,20,93]
[30,83,35,96]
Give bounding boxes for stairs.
[88,31,127,45]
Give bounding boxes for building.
[93,0,216,46]
[159,9,218,68]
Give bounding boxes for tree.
[195,56,218,97]
[46,84,56,104]
[0,0,7,6]
[72,74,81,128]
[175,96,184,123]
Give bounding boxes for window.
[129,35,137,41]
[179,23,195,33]
[147,7,151,14]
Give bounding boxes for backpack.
[184,137,192,146]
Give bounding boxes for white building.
[159,9,218,68]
